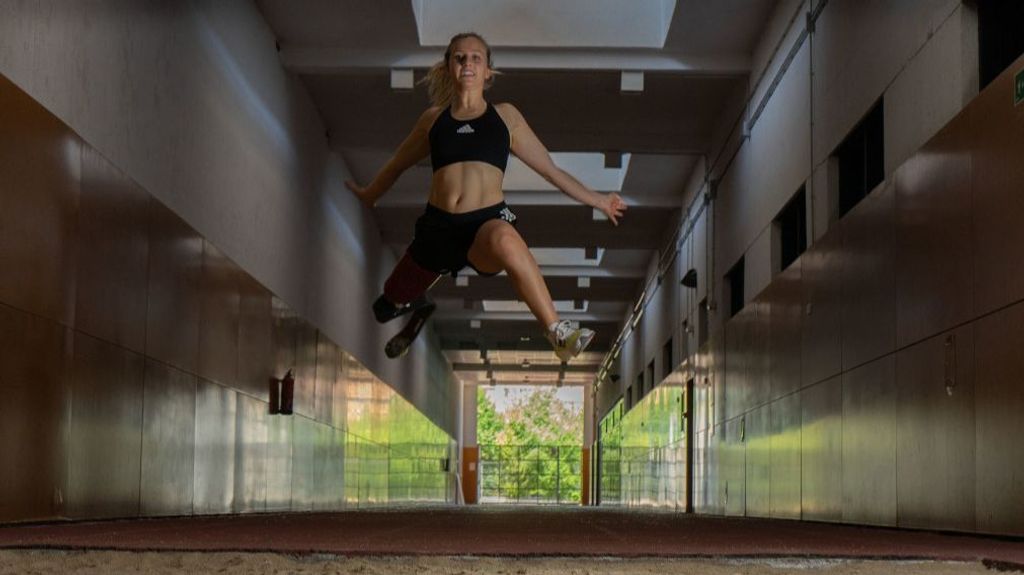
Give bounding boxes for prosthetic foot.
[373,294,433,324]
[385,299,437,358]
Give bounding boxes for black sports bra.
[428,104,510,172]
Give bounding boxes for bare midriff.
[428,161,505,213]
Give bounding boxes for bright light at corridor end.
[411,0,677,48]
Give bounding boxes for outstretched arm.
[346,107,440,208]
[501,104,627,225]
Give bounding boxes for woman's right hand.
[345,180,375,208]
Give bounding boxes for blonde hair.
[421,32,496,107]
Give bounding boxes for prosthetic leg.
[376,252,441,358]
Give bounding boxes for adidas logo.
[499,207,517,223]
[457,124,475,134]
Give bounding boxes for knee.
[488,226,526,261]
[382,253,439,310]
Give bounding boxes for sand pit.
[0,551,1000,575]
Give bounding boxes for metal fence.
[478,444,581,505]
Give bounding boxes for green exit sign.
[1017,68,1024,107]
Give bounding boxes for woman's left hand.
[599,192,627,226]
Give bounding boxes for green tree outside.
[478,386,583,504]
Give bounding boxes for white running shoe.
[545,320,596,362]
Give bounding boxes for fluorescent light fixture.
[412,0,678,49]
[483,300,588,313]
[390,68,414,90]
[632,308,644,328]
[621,70,645,93]
[531,247,605,267]
[504,153,631,192]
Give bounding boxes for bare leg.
[467,219,558,329]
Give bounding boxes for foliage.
[477,387,583,504]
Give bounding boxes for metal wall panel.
[315,335,339,426]
[801,376,842,521]
[238,272,273,401]
[140,359,196,517]
[894,122,973,349]
[265,413,294,512]
[290,415,316,511]
[841,355,897,526]
[896,324,975,531]
[707,424,724,515]
[329,427,347,509]
[744,404,770,517]
[723,311,750,421]
[691,429,706,512]
[0,74,80,327]
[972,58,1024,316]
[145,199,202,374]
[233,394,268,513]
[193,380,237,514]
[841,181,895,370]
[312,422,333,510]
[66,333,144,519]
[75,146,149,354]
[768,262,802,400]
[769,392,801,519]
[975,303,1024,536]
[198,241,240,388]
[271,296,298,408]
[801,228,843,387]
[723,418,745,516]
[747,300,771,409]
[333,353,352,431]
[709,334,726,431]
[0,304,72,522]
[293,321,319,419]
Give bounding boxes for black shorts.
[408,201,518,277]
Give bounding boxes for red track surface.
[1,507,1022,565]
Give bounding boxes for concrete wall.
[601,0,1024,535]
[0,0,457,433]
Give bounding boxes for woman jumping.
[347,32,627,360]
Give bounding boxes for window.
[833,98,884,219]
[773,185,807,273]
[725,256,745,319]
[626,384,634,410]
[646,359,655,393]
[698,298,709,348]
[662,336,674,379]
[977,0,1024,91]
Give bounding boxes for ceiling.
[256,0,777,386]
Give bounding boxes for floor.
[1,506,1022,568]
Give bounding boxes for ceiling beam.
[281,46,750,75]
[452,363,597,373]
[375,205,679,250]
[433,309,623,322]
[376,190,686,208]
[430,275,641,301]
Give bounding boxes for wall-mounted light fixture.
[681,268,698,289]
[269,368,294,415]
